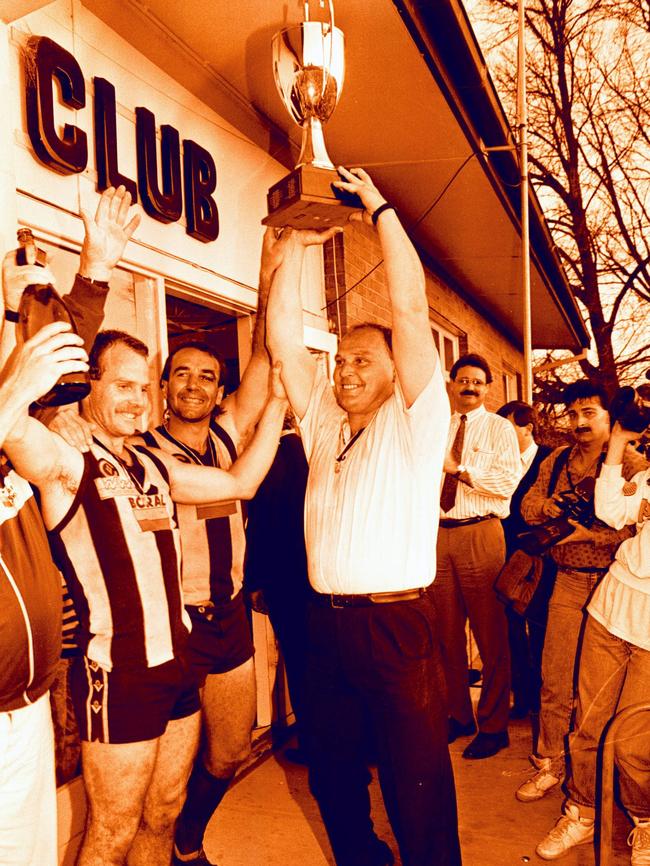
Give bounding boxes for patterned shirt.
[521,445,639,570]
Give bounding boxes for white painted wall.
[4,0,327,325]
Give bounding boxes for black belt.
[439,514,497,529]
[312,587,427,608]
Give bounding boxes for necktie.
[440,414,467,513]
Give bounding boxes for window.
[431,323,459,379]
[502,365,523,402]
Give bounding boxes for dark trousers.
[506,557,555,713]
[432,518,510,733]
[265,588,311,745]
[304,593,462,866]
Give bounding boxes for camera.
[517,476,596,556]
[609,376,650,460]
[609,384,650,434]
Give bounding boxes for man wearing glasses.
[432,353,521,759]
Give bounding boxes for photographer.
[534,415,650,861]
[514,381,643,804]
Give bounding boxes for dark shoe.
[448,717,477,743]
[172,848,217,866]
[462,731,509,759]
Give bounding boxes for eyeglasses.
[456,378,487,387]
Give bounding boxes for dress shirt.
[588,464,650,650]
[441,405,521,520]
[521,441,538,474]
[299,365,450,595]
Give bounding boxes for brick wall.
[324,221,525,412]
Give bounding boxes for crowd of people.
[0,168,648,866]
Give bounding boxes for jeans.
[433,518,510,733]
[304,593,462,866]
[537,567,601,775]
[568,615,650,820]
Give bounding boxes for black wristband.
[371,202,395,226]
[4,309,19,323]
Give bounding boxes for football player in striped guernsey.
[2,328,287,866]
[138,228,300,866]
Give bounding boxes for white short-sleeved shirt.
[299,365,450,594]
[588,463,650,650]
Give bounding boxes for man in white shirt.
[267,167,461,866]
[432,355,521,759]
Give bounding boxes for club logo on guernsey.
[94,457,173,532]
[129,492,173,533]
[95,474,139,499]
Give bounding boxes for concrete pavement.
[202,717,632,865]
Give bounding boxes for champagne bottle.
[16,229,90,407]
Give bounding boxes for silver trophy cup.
[263,12,362,228]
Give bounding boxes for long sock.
[175,762,234,855]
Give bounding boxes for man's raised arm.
[221,228,291,439]
[266,227,339,420]
[0,323,86,503]
[333,167,437,407]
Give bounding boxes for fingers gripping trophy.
[263,0,362,229]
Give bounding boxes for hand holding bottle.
[0,321,88,409]
[2,248,56,314]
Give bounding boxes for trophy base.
[263,165,363,229]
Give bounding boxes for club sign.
[24,36,219,243]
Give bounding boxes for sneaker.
[629,816,650,866]
[516,755,561,802]
[535,804,594,860]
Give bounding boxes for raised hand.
[2,251,57,313]
[260,227,295,282]
[278,225,343,249]
[610,420,646,443]
[332,166,386,225]
[79,185,141,282]
[269,361,287,401]
[269,361,287,400]
[1,321,88,406]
